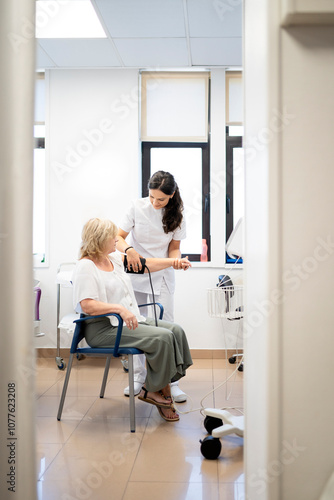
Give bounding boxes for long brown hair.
[148,171,184,233]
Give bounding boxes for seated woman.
[72,218,193,422]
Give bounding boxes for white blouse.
[72,252,146,326]
[120,197,186,294]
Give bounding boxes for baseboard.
[35,348,243,360]
[190,349,243,359]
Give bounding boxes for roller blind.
[141,71,210,142]
[226,71,243,125]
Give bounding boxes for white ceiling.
[36,0,243,70]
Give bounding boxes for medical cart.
[55,262,79,370]
[200,280,244,459]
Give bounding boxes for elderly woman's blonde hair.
[79,218,118,260]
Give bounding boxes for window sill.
[189,261,244,269]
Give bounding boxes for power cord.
[144,264,158,327]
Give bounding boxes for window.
[225,71,244,263]
[140,71,210,261]
[225,126,244,263]
[142,142,210,261]
[33,73,47,267]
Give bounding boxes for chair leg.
[128,354,136,433]
[57,353,74,420]
[100,355,112,398]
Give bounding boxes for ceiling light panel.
[35,1,107,38]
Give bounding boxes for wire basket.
[207,285,244,320]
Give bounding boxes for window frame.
[225,126,243,264]
[141,141,210,262]
[33,72,48,268]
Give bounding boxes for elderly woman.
[72,218,193,422]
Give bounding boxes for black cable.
[144,264,158,326]
[123,256,158,326]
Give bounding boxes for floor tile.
[43,378,107,397]
[219,480,245,499]
[36,395,96,418]
[34,357,244,500]
[36,443,63,480]
[217,435,244,482]
[37,477,127,500]
[35,417,80,444]
[185,367,213,382]
[130,425,219,484]
[189,358,213,369]
[84,394,153,420]
[123,481,220,500]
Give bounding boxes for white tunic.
[120,197,186,294]
[72,252,146,326]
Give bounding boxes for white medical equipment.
[200,218,245,460]
[55,262,80,370]
[34,278,44,337]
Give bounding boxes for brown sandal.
[138,387,171,409]
[157,405,180,422]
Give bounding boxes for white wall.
[280,25,334,500]
[34,68,242,351]
[244,2,334,499]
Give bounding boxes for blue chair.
[56,303,163,433]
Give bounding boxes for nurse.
[117,170,189,402]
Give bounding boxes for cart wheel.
[200,436,222,460]
[76,354,85,361]
[55,356,66,370]
[229,356,236,364]
[204,416,223,435]
[238,364,244,372]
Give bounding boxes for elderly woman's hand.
[125,247,143,272]
[120,306,138,330]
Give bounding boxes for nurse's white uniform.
[120,197,186,388]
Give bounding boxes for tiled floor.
[35,356,244,500]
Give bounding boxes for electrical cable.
[123,256,158,327]
[144,264,158,327]
[172,358,244,416]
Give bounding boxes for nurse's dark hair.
[148,170,183,233]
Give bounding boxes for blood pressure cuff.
[123,255,146,274]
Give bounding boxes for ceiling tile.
[190,38,242,66]
[187,0,242,37]
[114,38,189,67]
[37,39,122,67]
[95,0,186,37]
[35,43,56,69]
[34,1,244,70]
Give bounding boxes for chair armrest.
[74,312,122,323]
[138,302,164,320]
[74,313,123,357]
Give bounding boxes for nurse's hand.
[126,247,143,271]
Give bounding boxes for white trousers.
[132,278,174,384]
